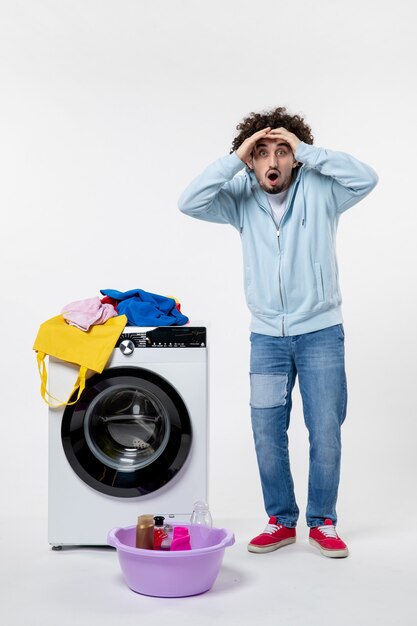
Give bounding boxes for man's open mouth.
[267,171,280,183]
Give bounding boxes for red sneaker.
[309,519,349,558]
[247,516,296,553]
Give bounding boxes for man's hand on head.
[235,128,272,166]
[266,128,301,155]
[235,127,301,167]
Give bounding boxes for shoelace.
[317,524,338,538]
[263,523,282,535]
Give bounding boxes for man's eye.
[259,151,268,157]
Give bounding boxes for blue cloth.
[100,289,188,327]
[250,325,347,528]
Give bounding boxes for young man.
[178,107,378,558]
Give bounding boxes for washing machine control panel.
[117,326,206,349]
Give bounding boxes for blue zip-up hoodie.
[178,142,378,337]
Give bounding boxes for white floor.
[1,514,415,626]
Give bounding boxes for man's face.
[248,138,298,194]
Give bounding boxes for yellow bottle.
[136,514,154,549]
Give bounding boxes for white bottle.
[190,501,213,527]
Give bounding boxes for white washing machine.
[48,325,208,547]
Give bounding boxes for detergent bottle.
[135,514,154,549]
[153,516,169,550]
[170,526,191,551]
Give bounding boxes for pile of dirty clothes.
[33,288,189,407]
[62,288,189,331]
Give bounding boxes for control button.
[119,339,135,355]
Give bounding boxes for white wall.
[1,0,415,524]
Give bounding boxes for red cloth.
[101,296,119,312]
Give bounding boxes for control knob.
[119,339,135,355]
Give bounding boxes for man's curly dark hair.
[230,106,314,154]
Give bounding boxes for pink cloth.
[62,296,118,331]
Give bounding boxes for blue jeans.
[250,324,347,528]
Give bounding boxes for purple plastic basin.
[108,523,235,597]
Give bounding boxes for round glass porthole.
[61,368,192,497]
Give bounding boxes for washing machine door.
[61,367,192,497]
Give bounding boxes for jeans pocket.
[336,324,345,340]
[250,373,288,408]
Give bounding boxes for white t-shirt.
[266,189,288,229]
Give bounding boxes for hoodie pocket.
[315,263,325,303]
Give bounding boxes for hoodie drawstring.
[301,174,306,227]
